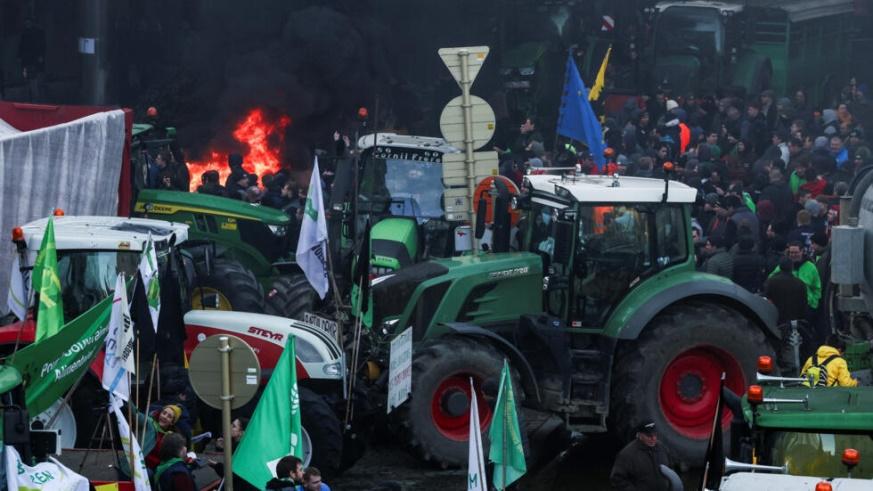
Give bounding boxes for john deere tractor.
[134,189,292,314]
[357,171,779,467]
[134,133,474,321]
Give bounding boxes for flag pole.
[126,373,136,478]
[139,353,158,447]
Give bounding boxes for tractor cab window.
[655,206,688,267]
[573,205,652,325]
[359,147,446,223]
[655,6,724,57]
[57,250,141,322]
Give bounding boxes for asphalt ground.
[59,434,702,490]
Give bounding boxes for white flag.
[111,395,152,491]
[295,157,330,299]
[6,255,29,321]
[5,445,89,491]
[138,233,160,332]
[102,274,135,403]
[467,378,487,491]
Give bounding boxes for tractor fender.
[608,278,779,341]
[440,322,541,403]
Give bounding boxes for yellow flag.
[589,45,612,101]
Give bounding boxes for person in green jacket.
[768,241,821,309]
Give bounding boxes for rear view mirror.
[474,197,488,239]
[553,220,573,264]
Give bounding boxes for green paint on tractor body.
[134,189,293,286]
[739,385,873,478]
[369,217,419,274]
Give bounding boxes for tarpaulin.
[0,110,126,313]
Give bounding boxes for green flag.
[10,292,113,415]
[33,217,64,343]
[233,336,303,488]
[488,359,526,490]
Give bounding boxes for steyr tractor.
[0,215,352,476]
[357,171,779,467]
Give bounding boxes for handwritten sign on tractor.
[387,326,413,414]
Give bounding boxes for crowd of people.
[499,81,872,362]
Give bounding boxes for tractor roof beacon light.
[842,448,859,477]
[147,106,158,118]
[358,107,369,120]
[661,162,674,203]
[815,482,832,491]
[757,355,773,375]
[11,227,24,242]
[53,208,64,217]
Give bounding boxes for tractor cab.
[354,133,465,274]
[12,216,190,322]
[520,173,696,326]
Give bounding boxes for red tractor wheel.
[611,302,772,465]
[399,337,521,468]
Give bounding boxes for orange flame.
[187,108,292,191]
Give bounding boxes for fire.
[187,108,292,191]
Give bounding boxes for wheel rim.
[299,425,313,467]
[430,374,492,442]
[32,399,77,449]
[192,287,233,311]
[659,346,745,438]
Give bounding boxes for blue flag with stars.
[557,54,606,170]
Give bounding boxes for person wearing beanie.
[123,403,184,474]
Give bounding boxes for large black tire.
[192,258,264,313]
[299,387,344,478]
[70,375,108,448]
[400,337,522,468]
[264,274,317,320]
[610,302,773,466]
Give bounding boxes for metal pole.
[219,336,234,491]
[459,49,478,252]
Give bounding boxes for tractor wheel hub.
[442,389,470,417]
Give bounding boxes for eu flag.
[557,54,606,170]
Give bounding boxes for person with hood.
[732,236,766,292]
[155,433,196,491]
[800,334,859,387]
[265,455,304,491]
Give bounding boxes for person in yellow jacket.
[800,335,859,387]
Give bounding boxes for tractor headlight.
[322,361,342,377]
[268,225,287,237]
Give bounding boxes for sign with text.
[387,326,413,413]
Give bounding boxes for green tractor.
[135,132,477,322]
[134,189,294,314]
[357,171,779,467]
[714,357,873,489]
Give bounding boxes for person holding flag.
[488,360,526,490]
[296,157,330,300]
[233,336,303,489]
